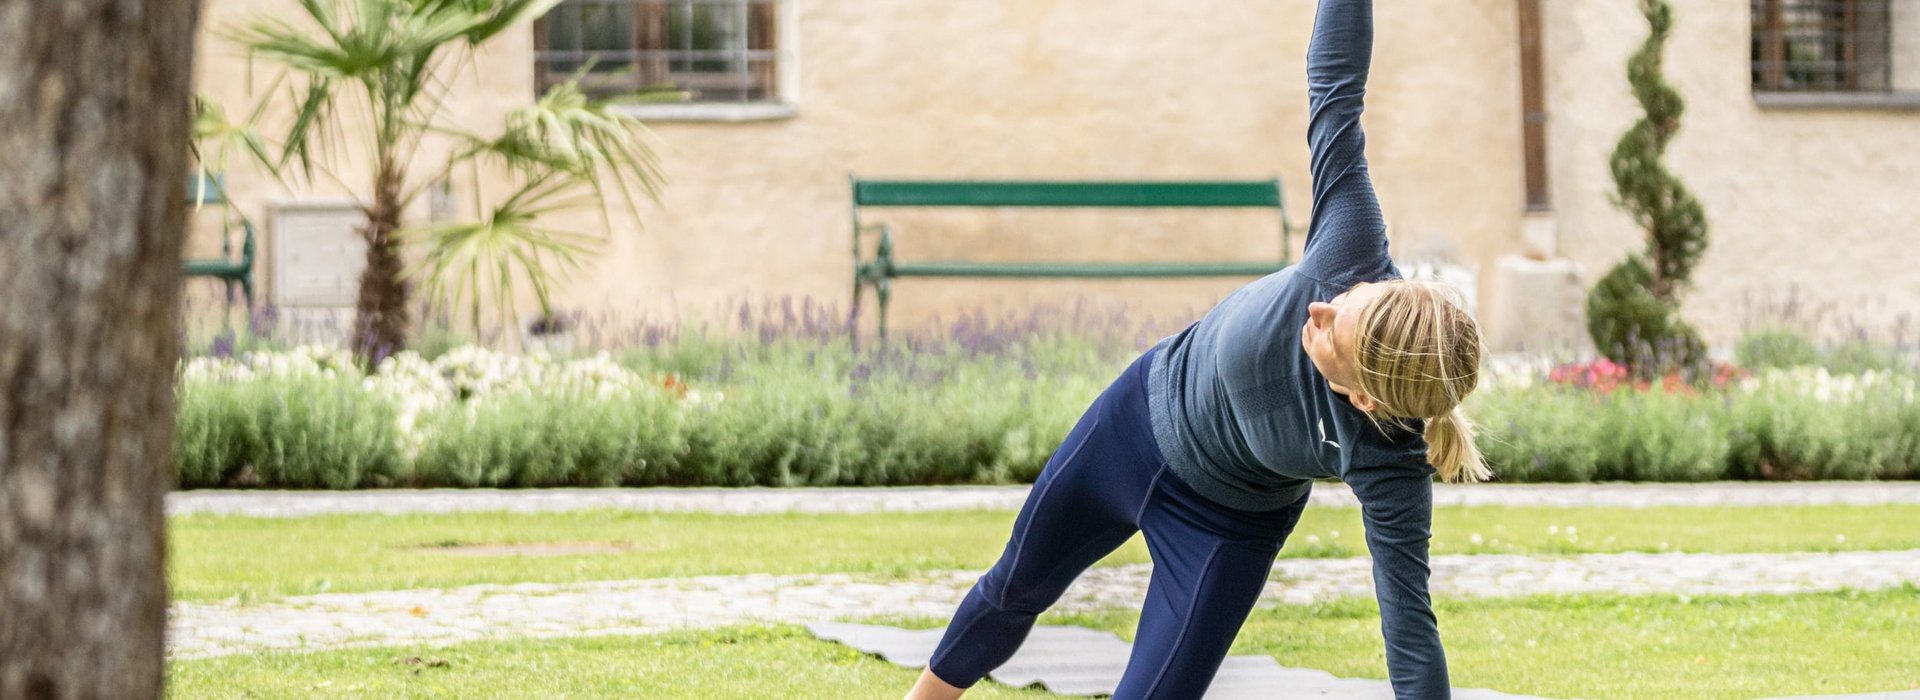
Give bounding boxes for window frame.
[533,0,799,122]
[1749,0,1920,109]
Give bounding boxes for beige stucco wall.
[1542,0,1920,347]
[187,0,1529,341]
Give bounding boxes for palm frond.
[466,0,567,44]
[192,95,275,174]
[495,78,667,218]
[398,174,602,332]
[276,79,339,175]
[230,0,486,82]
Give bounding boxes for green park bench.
[850,177,1296,337]
[182,173,256,311]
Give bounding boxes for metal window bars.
[1752,0,1895,92]
[535,0,779,102]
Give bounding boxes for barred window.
[1752,0,1893,92]
[535,0,780,103]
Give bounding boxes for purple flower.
[210,329,237,359]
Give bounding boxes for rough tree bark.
[350,157,410,365]
[0,0,202,698]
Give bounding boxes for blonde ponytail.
[1426,406,1490,483]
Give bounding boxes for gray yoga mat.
[808,622,1920,699]
[805,622,1548,699]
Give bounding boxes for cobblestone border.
[170,548,1920,659]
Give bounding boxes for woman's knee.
[975,567,1056,615]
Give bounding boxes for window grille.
[535,0,779,102]
[1752,0,1893,92]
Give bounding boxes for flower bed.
[174,341,1102,489]
[173,335,1920,489]
[1475,362,1920,482]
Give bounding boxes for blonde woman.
[904,0,1483,697]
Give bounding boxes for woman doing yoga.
[903,0,1483,698]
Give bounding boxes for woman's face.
[1303,281,1385,411]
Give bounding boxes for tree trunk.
[0,1,200,698]
[350,158,411,366]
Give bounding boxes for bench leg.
[849,274,866,351]
[218,280,239,331]
[876,278,892,341]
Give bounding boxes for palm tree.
[226,0,664,364]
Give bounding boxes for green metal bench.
[850,178,1296,337]
[182,173,256,311]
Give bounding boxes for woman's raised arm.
[1299,0,1395,286]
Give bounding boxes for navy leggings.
[927,348,1311,698]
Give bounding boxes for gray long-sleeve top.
[1143,0,1450,696]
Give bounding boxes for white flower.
[180,342,703,461]
[182,356,255,383]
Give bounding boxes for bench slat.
[182,259,249,278]
[854,180,1281,208]
[891,260,1284,278]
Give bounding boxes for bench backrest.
[185,172,254,267]
[852,179,1283,209]
[848,178,1296,337]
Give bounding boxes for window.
[1751,0,1893,92]
[535,0,781,105]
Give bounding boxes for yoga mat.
[806,622,1551,699]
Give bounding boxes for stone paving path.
[168,548,1920,659]
[166,481,1920,518]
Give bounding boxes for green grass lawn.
[168,589,1920,700]
[171,505,1920,603]
[165,625,1057,699]
[1180,587,1920,700]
